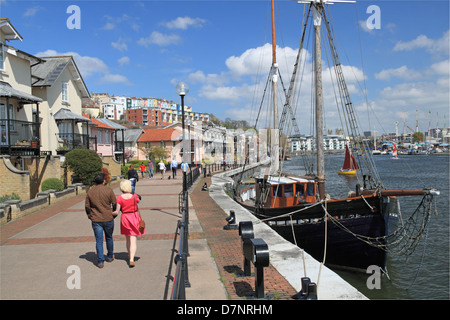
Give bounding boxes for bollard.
[223,210,238,230]
[292,277,318,300]
[242,238,269,298]
[239,221,254,275]
[239,221,270,299]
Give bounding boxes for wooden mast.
[271,0,279,173]
[313,2,325,199]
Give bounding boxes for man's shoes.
[97,263,104,268]
[106,254,114,262]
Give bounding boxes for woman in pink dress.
[114,179,146,267]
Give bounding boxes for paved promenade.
[0,170,297,300]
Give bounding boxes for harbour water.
[283,153,449,299]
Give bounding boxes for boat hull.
[337,169,356,176]
[272,214,388,271]
[237,194,389,271]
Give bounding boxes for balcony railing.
[0,119,40,156]
[56,133,90,154]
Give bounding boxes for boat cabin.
[256,176,317,208]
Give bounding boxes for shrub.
[41,178,64,192]
[65,149,102,186]
[0,193,21,203]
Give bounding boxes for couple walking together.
[85,173,145,268]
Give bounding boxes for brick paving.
[190,175,297,300]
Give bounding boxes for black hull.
[272,215,388,271]
[238,195,389,271]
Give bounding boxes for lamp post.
[176,81,189,164]
[176,81,189,194]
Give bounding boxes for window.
[272,186,282,197]
[0,103,15,130]
[306,183,315,196]
[0,43,5,70]
[62,82,68,102]
[284,184,293,197]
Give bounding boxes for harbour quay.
[0,163,366,300]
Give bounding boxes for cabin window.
[306,183,315,196]
[296,184,304,197]
[272,186,282,197]
[284,184,293,197]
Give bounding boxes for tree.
[139,144,168,162]
[412,131,424,143]
[65,149,102,186]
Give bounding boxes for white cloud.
[111,38,128,52]
[430,59,450,76]
[162,16,206,30]
[23,6,40,17]
[375,65,422,81]
[101,14,140,32]
[187,70,229,86]
[394,30,449,55]
[117,56,130,66]
[99,74,132,86]
[225,43,301,78]
[137,31,181,47]
[101,22,115,30]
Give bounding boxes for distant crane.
[407,126,424,142]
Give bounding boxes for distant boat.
[338,144,359,175]
[392,143,399,160]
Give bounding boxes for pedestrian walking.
[139,162,146,178]
[148,161,153,179]
[114,180,145,268]
[158,160,166,179]
[170,157,178,179]
[127,164,139,194]
[85,173,117,268]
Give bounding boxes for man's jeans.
[92,220,114,264]
[130,178,137,194]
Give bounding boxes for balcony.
[56,133,90,155]
[1,119,41,156]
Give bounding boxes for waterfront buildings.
[85,93,210,127]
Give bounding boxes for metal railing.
[1,119,40,156]
[165,164,241,299]
[166,166,200,300]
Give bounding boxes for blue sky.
[1,0,449,135]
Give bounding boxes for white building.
[103,95,126,121]
[290,135,347,152]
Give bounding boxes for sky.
[1,0,449,136]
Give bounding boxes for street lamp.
[176,81,189,195]
[176,81,189,163]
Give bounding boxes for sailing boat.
[338,144,359,175]
[235,0,439,272]
[392,143,399,160]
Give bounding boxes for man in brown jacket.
[85,173,117,268]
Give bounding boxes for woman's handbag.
[139,219,146,233]
[134,194,145,233]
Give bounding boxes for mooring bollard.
[239,221,270,299]
[239,221,255,275]
[224,210,238,230]
[292,277,318,300]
